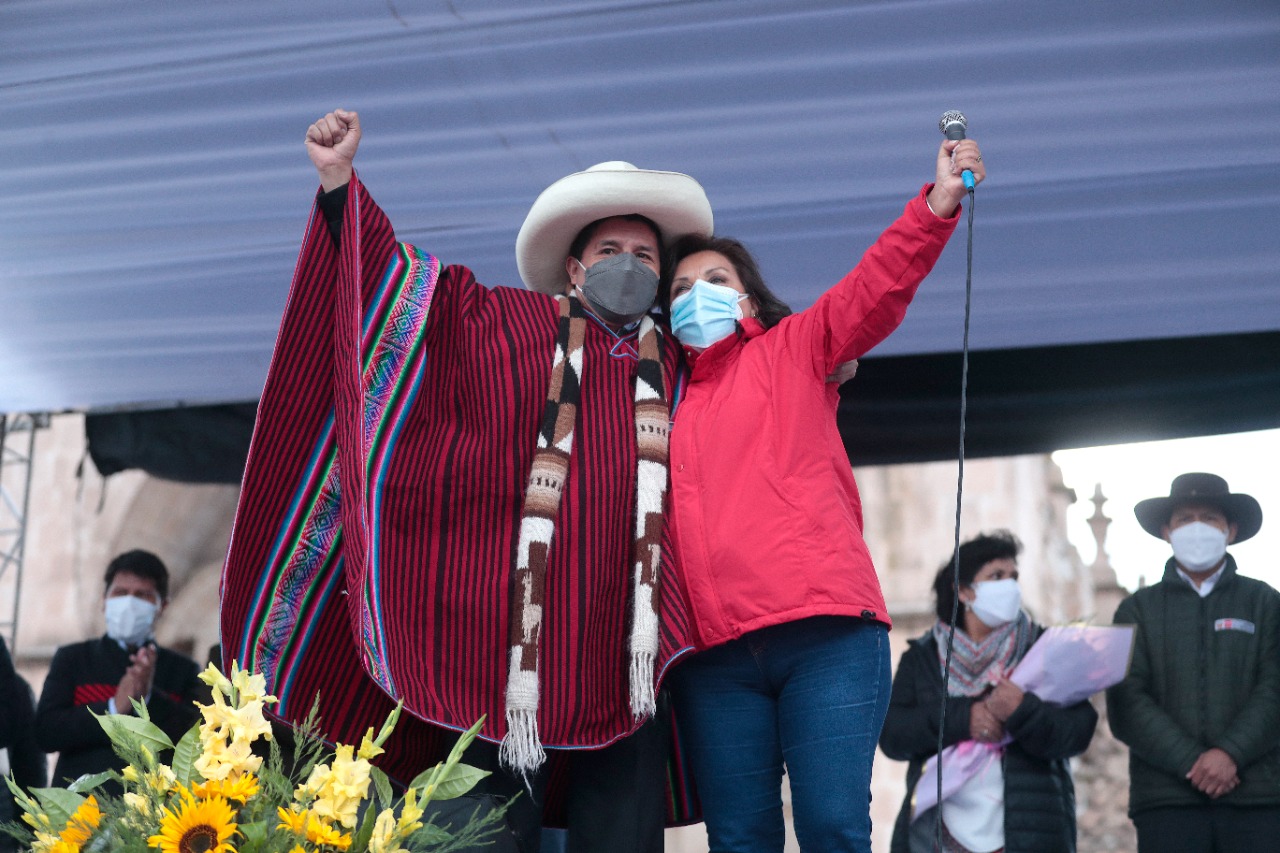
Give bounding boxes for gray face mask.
[575,254,659,325]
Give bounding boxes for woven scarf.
[932,613,1031,698]
[500,295,669,774]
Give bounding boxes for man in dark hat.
[1107,473,1280,852]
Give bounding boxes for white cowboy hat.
[516,161,714,295]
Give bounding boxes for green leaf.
[442,717,485,767]
[406,761,442,793]
[5,774,44,817]
[412,717,487,801]
[410,823,453,845]
[66,771,115,794]
[237,819,268,853]
[350,800,378,852]
[31,787,86,827]
[129,697,151,722]
[171,724,202,785]
[430,763,489,801]
[372,766,393,809]
[91,710,175,756]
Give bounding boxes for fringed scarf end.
[629,651,656,718]
[500,708,546,777]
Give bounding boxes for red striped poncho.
[219,174,696,803]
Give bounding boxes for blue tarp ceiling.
[3,0,1279,422]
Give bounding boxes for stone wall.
[13,413,235,680]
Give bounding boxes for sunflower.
[192,773,260,803]
[277,807,351,850]
[148,788,237,853]
[45,795,102,851]
[305,821,352,851]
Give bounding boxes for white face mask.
[1169,521,1229,572]
[968,578,1022,628]
[105,595,159,648]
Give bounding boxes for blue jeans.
[670,616,891,853]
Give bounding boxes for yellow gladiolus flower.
[30,831,60,853]
[367,809,400,853]
[295,744,371,829]
[229,663,276,707]
[356,728,384,762]
[198,662,233,698]
[397,787,424,835]
[195,732,262,781]
[139,764,177,795]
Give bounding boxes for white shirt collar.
[1176,562,1225,598]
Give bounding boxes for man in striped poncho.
[220,109,714,851]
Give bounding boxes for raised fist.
[306,109,362,191]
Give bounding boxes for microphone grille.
[938,110,967,134]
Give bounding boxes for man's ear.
[564,256,584,295]
[1227,523,1239,545]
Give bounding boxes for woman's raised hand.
[927,137,985,219]
[306,109,362,192]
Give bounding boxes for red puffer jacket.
[668,185,958,650]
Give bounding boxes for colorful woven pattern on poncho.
[239,232,439,708]
[220,176,699,823]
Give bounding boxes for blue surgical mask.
[670,280,749,349]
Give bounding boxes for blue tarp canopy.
[4,1,1278,468]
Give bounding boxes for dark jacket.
[879,625,1098,853]
[34,637,202,785]
[1106,556,1280,815]
[0,639,45,853]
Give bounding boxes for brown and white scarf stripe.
[500,295,669,774]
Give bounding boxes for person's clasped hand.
[1186,748,1239,799]
[984,677,1025,722]
[969,697,1005,743]
[113,644,157,715]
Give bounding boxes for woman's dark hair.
[932,530,1022,624]
[104,549,170,601]
[660,235,792,329]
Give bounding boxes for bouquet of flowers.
[912,624,1135,819]
[4,662,505,853]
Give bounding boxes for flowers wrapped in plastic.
[3,662,506,853]
[913,624,1135,819]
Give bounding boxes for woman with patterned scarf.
[880,531,1098,853]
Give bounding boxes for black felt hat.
[1134,472,1263,542]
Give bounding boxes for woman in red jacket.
[662,135,984,852]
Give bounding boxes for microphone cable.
[935,183,976,853]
